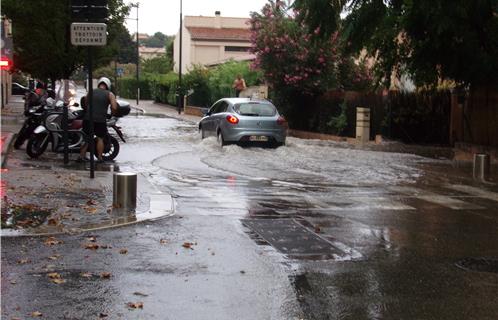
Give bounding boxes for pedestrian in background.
[232,74,246,97]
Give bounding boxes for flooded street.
[2,114,497,319]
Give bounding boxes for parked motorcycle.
[14,97,59,149]
[26,100,130,161]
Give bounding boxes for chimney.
[214,11,221,28]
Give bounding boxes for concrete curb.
[1,132,15,168]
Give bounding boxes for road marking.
[393,186,483,210]
[447,184,498,203]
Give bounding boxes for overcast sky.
[125,0,269,36]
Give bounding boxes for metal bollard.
[473,153,490,181]
[113,172,137,209]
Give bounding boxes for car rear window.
[234,103,277,117]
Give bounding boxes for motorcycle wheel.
[14,125,29,149]
[102,136,120,161]
[26,133,49,158]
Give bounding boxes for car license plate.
[249,135,268,142]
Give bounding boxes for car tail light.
[226,115,239,124]
[277,116,287,125]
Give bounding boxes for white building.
[173,11,254,74]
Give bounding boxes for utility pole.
[130,3,140,106]
[178,0,183,114]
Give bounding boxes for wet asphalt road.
[2,114,498,319]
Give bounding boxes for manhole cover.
[241,218,342,256]
[455,257,498,274]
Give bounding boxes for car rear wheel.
[217,131,225,147]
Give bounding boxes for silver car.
[199,98,287,147]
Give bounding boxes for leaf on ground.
[44,237,63,246]
[86,199,97,206]
[100,272,111,279]
[17,259,31,264]
[159,239,168,244]
[126,302,143,309]
[99,313,108,318]
[86,236,97,242]
[133,292,149,297]
[10,279,17,284]
[47,218,59,226]
[47,272,61,279]
[30,311,43,317]
[48,255,61,261]
[80,272,93,279]
[119,248,128,254]
[182,242,195,249]
[85,243,100,250]
[51,278,66,284]
[100,244,111,249]
[85,207,98,214]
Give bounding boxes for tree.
[112,24,138,64]
[250,1,372,128]
[141,55,172,74]
[2,0,130,83]
[293,0,498,88]
[143,32,169,48]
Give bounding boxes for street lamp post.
[178,0,183,114]
[130,2,140,106]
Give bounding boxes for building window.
[224,46,249,52]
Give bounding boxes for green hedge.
[116,77,152,100]
[117,61,263,107]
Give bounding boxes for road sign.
[71,23,107,46]
[71,0,109,22]
[116,67,124,77]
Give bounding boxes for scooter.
[26,101,129,161]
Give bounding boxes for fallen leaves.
[48,254,61,261]
[85,207,98,214]
[17,259,31,264]
[84,243,100,250]
[182,242,196,250]
[159,239,168,245]
[100,272,111,279]
[86,236,97,242]
[119,248,128,255]
[80,272,93,279]
[47,272,66,284]
[47,217,59,226]
[30,311,43,317]
[126,302,143,309]
[44,237,63,246]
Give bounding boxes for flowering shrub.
[250,2,374,130]
[250,3,340,97]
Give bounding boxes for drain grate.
[241,218,342,256]
[455,257,498,274]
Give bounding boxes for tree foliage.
[2,0,130,81]
[293,0,498,88]
[141,55,173,74]
[142,32,171,48]
[249,1,373,128]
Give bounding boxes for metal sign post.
[70,22,107,178]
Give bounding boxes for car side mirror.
[201,108,210,116]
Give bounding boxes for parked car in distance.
[12,82,30,96]
[199,98,287,147]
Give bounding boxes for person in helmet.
[78,77,118,162]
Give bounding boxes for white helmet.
[97,77,111,90]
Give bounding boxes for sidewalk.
[1,97,174,236]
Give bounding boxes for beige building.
[139,46,166,60]
[174,12,254,74]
